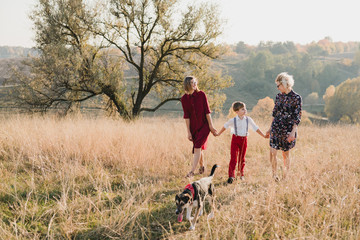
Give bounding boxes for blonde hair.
[184,76,199,93]
[227,101,245,118]
[275,72,294,89]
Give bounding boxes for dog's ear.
[175,194,180,201]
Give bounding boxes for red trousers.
[228,135,248,178]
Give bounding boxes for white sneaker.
[240,176,245,181]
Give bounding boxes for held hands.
[213,127,225,137]
[264,130,270,139]
[210,127,218,136]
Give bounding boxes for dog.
[175,164,219,230]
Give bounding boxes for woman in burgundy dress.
[266,72,302,181]
[181,76,217,178]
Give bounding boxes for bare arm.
[256,129,266,138]
[206,113,217,135]
[265,117,274,138]
[216,127,226,136]
[185,118,192,141]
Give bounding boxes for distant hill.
[0,58,28,85]
[1,41,360,116]
[0,46,35,85]
[0,46,37,59]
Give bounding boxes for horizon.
[1,38,359,49]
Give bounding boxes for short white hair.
[275,72,294,89]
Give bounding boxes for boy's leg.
[238,137,248,177]
[228,136,239,178]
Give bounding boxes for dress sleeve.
[292,94,302,125]
[181,97,190,119]
[202,92,211,114]
[272,94,280,118]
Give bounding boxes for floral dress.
[270,90,302,151]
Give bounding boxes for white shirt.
[223,116,259,136]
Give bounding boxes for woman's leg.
[191,148,202,174]
[199,150,204,173]
[282,150,290,179]
[270,147,279,180]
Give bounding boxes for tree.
[354,49,360,75]
[244,50,274,80]
[324,77,360,123]
[249,96,274,121]
[12,0,232,119]
[235,41,250,54]
[304,92,319,105]
[307,44,328,56]
[323,85,335,103]
[11,0,120,115]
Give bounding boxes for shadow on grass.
[71,187,190,239]
[116,180,237,239]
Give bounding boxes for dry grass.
[0,115,359,239]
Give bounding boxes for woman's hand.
[187,132,193,141]
[265,129,271,138]
[213,131,220,137]
[210,126,218,136]
[287,131,296,142]
[287,125,298,142]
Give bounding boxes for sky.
[1,0,360,48]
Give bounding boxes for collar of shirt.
[236,115,247,121]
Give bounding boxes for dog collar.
[184,184,195,199]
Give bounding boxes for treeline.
[2,38,360,122]
[220,38,360,112]
[0,46,38,58]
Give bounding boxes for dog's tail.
[209,164,219,177]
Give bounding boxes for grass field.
[0,115,359,239]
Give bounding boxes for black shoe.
[227,177,235,184]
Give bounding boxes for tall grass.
[0,115,359,239]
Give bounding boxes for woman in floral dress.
[266,72,302,181]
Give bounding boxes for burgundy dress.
[181,90,211,152]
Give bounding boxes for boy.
[216,101,267,183]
